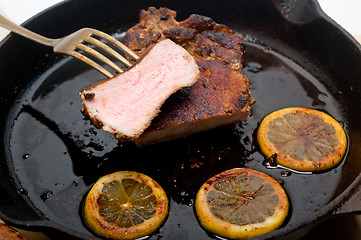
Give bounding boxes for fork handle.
[0,14,56,47]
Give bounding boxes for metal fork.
[0,14,139,78]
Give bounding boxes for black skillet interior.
[0,0,361,239]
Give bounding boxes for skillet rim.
[0,0,360,239]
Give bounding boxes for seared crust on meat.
[123,7,254,145]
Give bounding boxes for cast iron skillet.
[0,0,360,239]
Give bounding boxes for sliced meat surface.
[80,39,200,141]
[123,7,255,145]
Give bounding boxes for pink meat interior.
[81,39,199,139]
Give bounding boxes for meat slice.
[123,7,255,146]
[80,39,200,141]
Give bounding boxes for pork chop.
[80,39,200,141]
[123,7,255,145]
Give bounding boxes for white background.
[0,0,360,35]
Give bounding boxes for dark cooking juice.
[7,41,347,239]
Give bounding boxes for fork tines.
[61,28,139,78]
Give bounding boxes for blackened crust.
[123,7,254,144]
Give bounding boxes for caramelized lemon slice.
[84,171,168,239]
[195,168,289,239]
[257,107,347,172]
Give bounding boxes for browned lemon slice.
[0,223,27,240]
[257,107,347,172]
[84,171,168,239]
[195,168,289,239]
